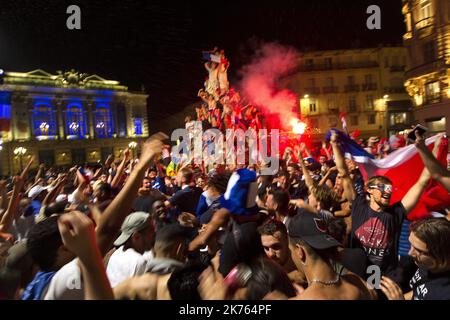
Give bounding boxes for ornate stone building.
[402,0,450,134]
[0,69,149,175]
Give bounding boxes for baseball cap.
[28,185,49,199]
[288,211,340,250]
[113,212,151,246]
[5,240,33,273]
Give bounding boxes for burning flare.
[290,119,306,134]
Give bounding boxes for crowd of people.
[0,126,449,300]
[0,49,449,301]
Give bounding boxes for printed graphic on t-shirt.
[410,269,428,300]
[354,217,391,264]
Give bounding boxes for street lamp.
[128,141,137,158]
[14,147,27,171]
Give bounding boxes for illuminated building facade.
[0,69,149,175]
[402,0,450,134]
[283,47,412,139]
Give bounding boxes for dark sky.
[0,0,404,131]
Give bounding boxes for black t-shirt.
[350,194,406,273]
[169,186,203,214]
[410,268,450,300]
[132,190,165,213]
[340,248,369,280]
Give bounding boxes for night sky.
[0,0,405,133]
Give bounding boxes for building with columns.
[402,0,450,134]
[0,69,149,175]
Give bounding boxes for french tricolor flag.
[220,169,259,216]
[326,129,450,220]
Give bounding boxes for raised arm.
[34,163,45,183]
[330,130,356,202]
[96,133,166,256]
[415,133,450,192]
[58,211,114,300]
[0,176,24,233]
[111,148,130,189]
[299,159,315,191]
[401,135,440,213]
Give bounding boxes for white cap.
[28,185,49,199]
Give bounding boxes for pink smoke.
[239,43,299,130]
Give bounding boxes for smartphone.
[407,124,428,142]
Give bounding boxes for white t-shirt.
[43,259,84,300]
[106,247,154,288]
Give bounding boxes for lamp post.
[14,147,27,171]
[128,141,137,159]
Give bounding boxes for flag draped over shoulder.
[325,129,450,221]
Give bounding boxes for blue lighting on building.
[94,103,114,138]
[66,102,87,139]
[32,100,57,137]
[0,92,11,132]
[134,118,143,135]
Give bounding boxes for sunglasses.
[368,184,394,193]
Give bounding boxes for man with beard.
[331,130,433,278]
[132,177,165,213]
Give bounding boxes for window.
[390,113,407,125]
[65,103,86,138]
[309,100,317,113]
[364,74,373,85]
[368,114,376,125]
[366,95,374,110]
[392,56,399,67]
[329,116,337,126]
[32,101,57,137]
[134,118,143,135]
[425,81,440,103]
[324,57,332,69]
[326,77,334,87]
[347,76,355,85]
[420,0,432,20]
[349,96,357,112]
[327,98,336,109]
[423,41,436,63]
[305,59,314,67]
[94,105,114,138]
[309,118,319,129]
[350,115,358,126]
[307,78,315,88]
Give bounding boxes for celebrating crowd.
[0,125,449,300]
[0,48,449,301]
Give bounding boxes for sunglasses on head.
[368,184,394,193]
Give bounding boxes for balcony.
[344,84,360,92]
[390,66,405,72]
[328,105,339,112]
[384,87,407,94]
[415,16,434,39]
[361,83,377,91]
[322,86,339,94]
[298,61,379,72]
[415,16,433,31]
[405,59,442,79]
[304,87,321,94]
